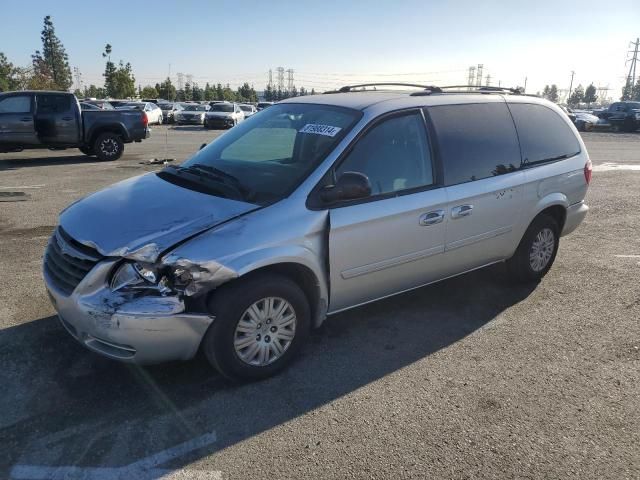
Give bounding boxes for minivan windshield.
[158,103,361,205]
[184,104,209,111]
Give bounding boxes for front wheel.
[93,132,124,161]
[202,273,311,381]
[507,214,560,283]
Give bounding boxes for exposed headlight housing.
[111,262,171,294]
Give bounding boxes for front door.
[327,110,448,312]
[0,94,38,145]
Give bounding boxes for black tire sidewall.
[94,133,123,161]
[509,215,560,282]
[203,273,311,381]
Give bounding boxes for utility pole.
[73,67,82,93]
[286,69,294,93]
[476,64,483,87]
[625,38,639,99]
[268,69,273,89]
[568,70,575,100]
[276,67,285,92]
[467,66,476,90]
[523,76,527,93]
[485,74,491,86]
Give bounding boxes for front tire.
[507,214,560,283]
[202,273,311,381]
[93,132,124,161]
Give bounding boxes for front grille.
[44,227,103,295]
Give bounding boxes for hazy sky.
[1,0,639,100]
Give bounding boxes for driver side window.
[336,112,434,195]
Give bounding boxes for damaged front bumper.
[44,259,214,364]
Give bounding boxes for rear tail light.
[584,159,592,185]
[142,112,148,128]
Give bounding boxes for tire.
[201,273,311,381]
[93,132,124,161]
[506,214,560,283]
[576,121,585,132]
[79,146,94,156]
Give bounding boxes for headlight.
[110,261,194,295]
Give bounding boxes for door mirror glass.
[321,171,372,204]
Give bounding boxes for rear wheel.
[202,273,310,381]
[93,132,124,161]
[507,214,560,283]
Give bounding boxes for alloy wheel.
[529,227,555,272]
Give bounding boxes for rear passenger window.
[508,103,580,164]
[428,103,521,186]
[37,94,71,114]
[336,112,434,195]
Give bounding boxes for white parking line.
[0,185,45,189]
[10,432,220,480]
[593,163,640,172]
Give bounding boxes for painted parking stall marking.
[299,123,342,137]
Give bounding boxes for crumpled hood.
[59,173,258,262]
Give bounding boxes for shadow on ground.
[0,265,536,477]
[0,154,95,170]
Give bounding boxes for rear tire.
[507,214,560,283]
[202,273,311,381]
[93,132,124,161]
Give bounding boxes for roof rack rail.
[437,85,524,94]
[325,83,442,94]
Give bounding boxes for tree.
[299,86,307,96]
[157,77,176,101]
[222,84,236,101]
[542,85,550,99]
[102,45,136,98]
[215,83,224,100]
[140,85,159,98]
[183,82,193,101]
[204,82,214,101]
[583,84,598,106]
[0,52,18,92]
[568,84,584,106]
[102,44,117,97]
[310,88,316,95]
[547,84,559,103]
[192,84,204,101]
[264,84,273,101]
[30,16,73,91]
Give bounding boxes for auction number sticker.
[299,124,342,137]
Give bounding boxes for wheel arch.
[88,123,128,146]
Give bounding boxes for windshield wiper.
[165,164,252,202]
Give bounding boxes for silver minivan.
[43,85,591,380]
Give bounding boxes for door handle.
[20,117,32,122]
[419,210,445,226]
[62,116,73,121]
[451,204,473,219]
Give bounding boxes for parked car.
[82,100,114,110]
[80,102,101,110]
[239,104,257,118]
[118,102,163,125]
[0,90,149,161]
[204,102,244,129]
[596,101,640,132]
[559,105,577,124]
[108,100,133,109]
[159,102,184,124]
[43,86,590,381]
[257,101,274,111]
[175,104,210,125]
[572,110,601,132]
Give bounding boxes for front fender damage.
[164,256,238,297]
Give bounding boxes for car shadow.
[0,265,537,476]
[0,154,95,170]
[170,126,206,132]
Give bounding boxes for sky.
[1,0,639,101]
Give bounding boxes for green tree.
[109,61,136,98]
[192,84,204,101]
[222,84,236,101]
[631,79,640,101]
[299,86,307,96]
[310,88,316,95]
[204,82,214,101]
[31,16,72,90]
[568,84,584,106]
[548,84,559,103]
[183,82,193,101]
[215,83,224,100]
[102,44,117,97]
[140,85,159,98]
[157,77,176,101]
[0,52,18,92]
[583,84,598,106]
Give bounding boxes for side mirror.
[199,143,207,150]
[320,171,372,204]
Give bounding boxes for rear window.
[428,103,521,186]
[508,103,580,164]
[37,94,71,114]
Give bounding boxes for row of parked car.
[559,101,640,133]
[81,99,275,129]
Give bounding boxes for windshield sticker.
[299,124,342,137]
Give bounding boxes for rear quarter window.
[508,103,580,164]
[428,102,521,186]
